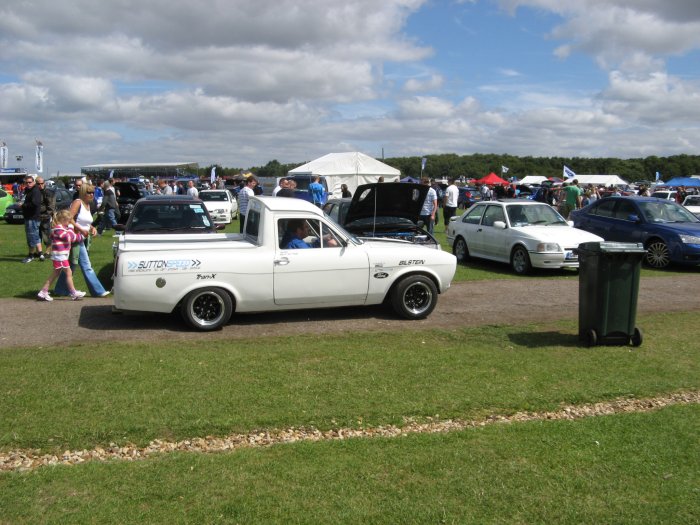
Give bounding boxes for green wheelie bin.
[577,241,646,347]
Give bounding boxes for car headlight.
[680,234,700,244]
[536,242,562,253]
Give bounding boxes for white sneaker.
[70,290,86,300]
[98,291,111,297]
[37,290,53,302]
[22,256,35,263]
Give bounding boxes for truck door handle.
[274,257,290,266]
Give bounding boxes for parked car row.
[2,187,73,224]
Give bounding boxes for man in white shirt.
[443,178,459,227]
[237,176,258,233]
[419,178,438,234]
[186,180,199,198]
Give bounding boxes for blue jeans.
[24,219,41,248]
[98,209,118,234]
[54,241,107,296]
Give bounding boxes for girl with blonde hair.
[37,210,86,301]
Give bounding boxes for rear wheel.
[585,329,598,347]
[645,239,670,269]
[181,287,233,331]
[391,275,438,319]
[453,237,469,262]
[511,246,532,275]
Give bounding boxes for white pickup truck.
[113,196,457,330]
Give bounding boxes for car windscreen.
[507,204,567,226]
[637,200,699,223]
[128,203,214,232]
[200,192,229,202]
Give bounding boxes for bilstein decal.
[398,259,425,266]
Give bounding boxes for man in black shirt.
[21,176,45,263]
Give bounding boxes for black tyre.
[631,327,643,347]
[453,237,470,262]
[511,246,532,275]
[586,329,598,347]
[181,287,233,331]
[391,275,438,319]
[645,239,670,269]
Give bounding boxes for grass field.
[0,214,698,524]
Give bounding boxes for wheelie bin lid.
[577,241,645,254]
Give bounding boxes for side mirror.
[628,214,641,223]
[215,223,226,230]
[449,216,458,222]
[567,220,574,227]
[493,220,507,229]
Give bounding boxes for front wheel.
[631,327,643,347]
[391,275,438,319]
[645,240,670,269]
[453,237,470,262]
[511,246,532,275]
[181,287,233,331]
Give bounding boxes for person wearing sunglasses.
[53,183,110,298]
[21,176,45,263]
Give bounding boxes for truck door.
[273,218,369,305]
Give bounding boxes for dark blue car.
[571,196,700,269]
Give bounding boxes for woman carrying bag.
[54,183,110,298]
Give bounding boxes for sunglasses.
[86,191,95,195]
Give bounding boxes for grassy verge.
[1,313,698,452]
[0,406,697,524]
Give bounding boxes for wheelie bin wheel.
[631,327,643,347]
[586,329,598,347]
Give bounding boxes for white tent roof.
[574,174,629,187]
[519,175,547,185]
[289,152,400,195]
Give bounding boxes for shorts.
[24,219,41,247]
[53,259,70,270]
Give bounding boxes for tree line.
[206,153,700,183]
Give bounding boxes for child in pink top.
[37,210,87,301]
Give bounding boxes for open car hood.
[115,182,143,201]
[344,183,429,225]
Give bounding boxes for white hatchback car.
[198,189,238,224]
[446,200,603,274]
[682,195,700,218]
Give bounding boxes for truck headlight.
[536,242,561,253]
[680,234,700,244]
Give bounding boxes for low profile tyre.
[645,239,670,269]
[586,329,598,347]
[511,246,532,275]
[391,275,438,320]
[631,327,643,347]
[181,287,233,331]
[453,237,470,262]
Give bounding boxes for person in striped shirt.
[37,210,87,302]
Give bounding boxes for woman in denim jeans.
[54,183,109,297]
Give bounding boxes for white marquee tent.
[573,174,629,187]
[288,152,401,195]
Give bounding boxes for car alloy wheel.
[391,275,438,319]
[181,287,233,331]
[645,240,670,269]
[453,237,469,262]
[511,246,532,275]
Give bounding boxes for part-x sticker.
[127,259,202,273]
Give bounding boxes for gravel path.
[1,274,698,348]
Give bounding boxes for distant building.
[81,162,200,181]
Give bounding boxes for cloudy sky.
[2,0,700,174]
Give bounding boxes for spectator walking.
[419,178,438,234]
[237,176,257,233]
[36,209,86,302]
[308,176,325,207]
[54,184,109,298]
[341,184,352,198]
[97,181,120,235]
[37,177,54,258]
[443,178,459,227]
[21,175,45,263]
